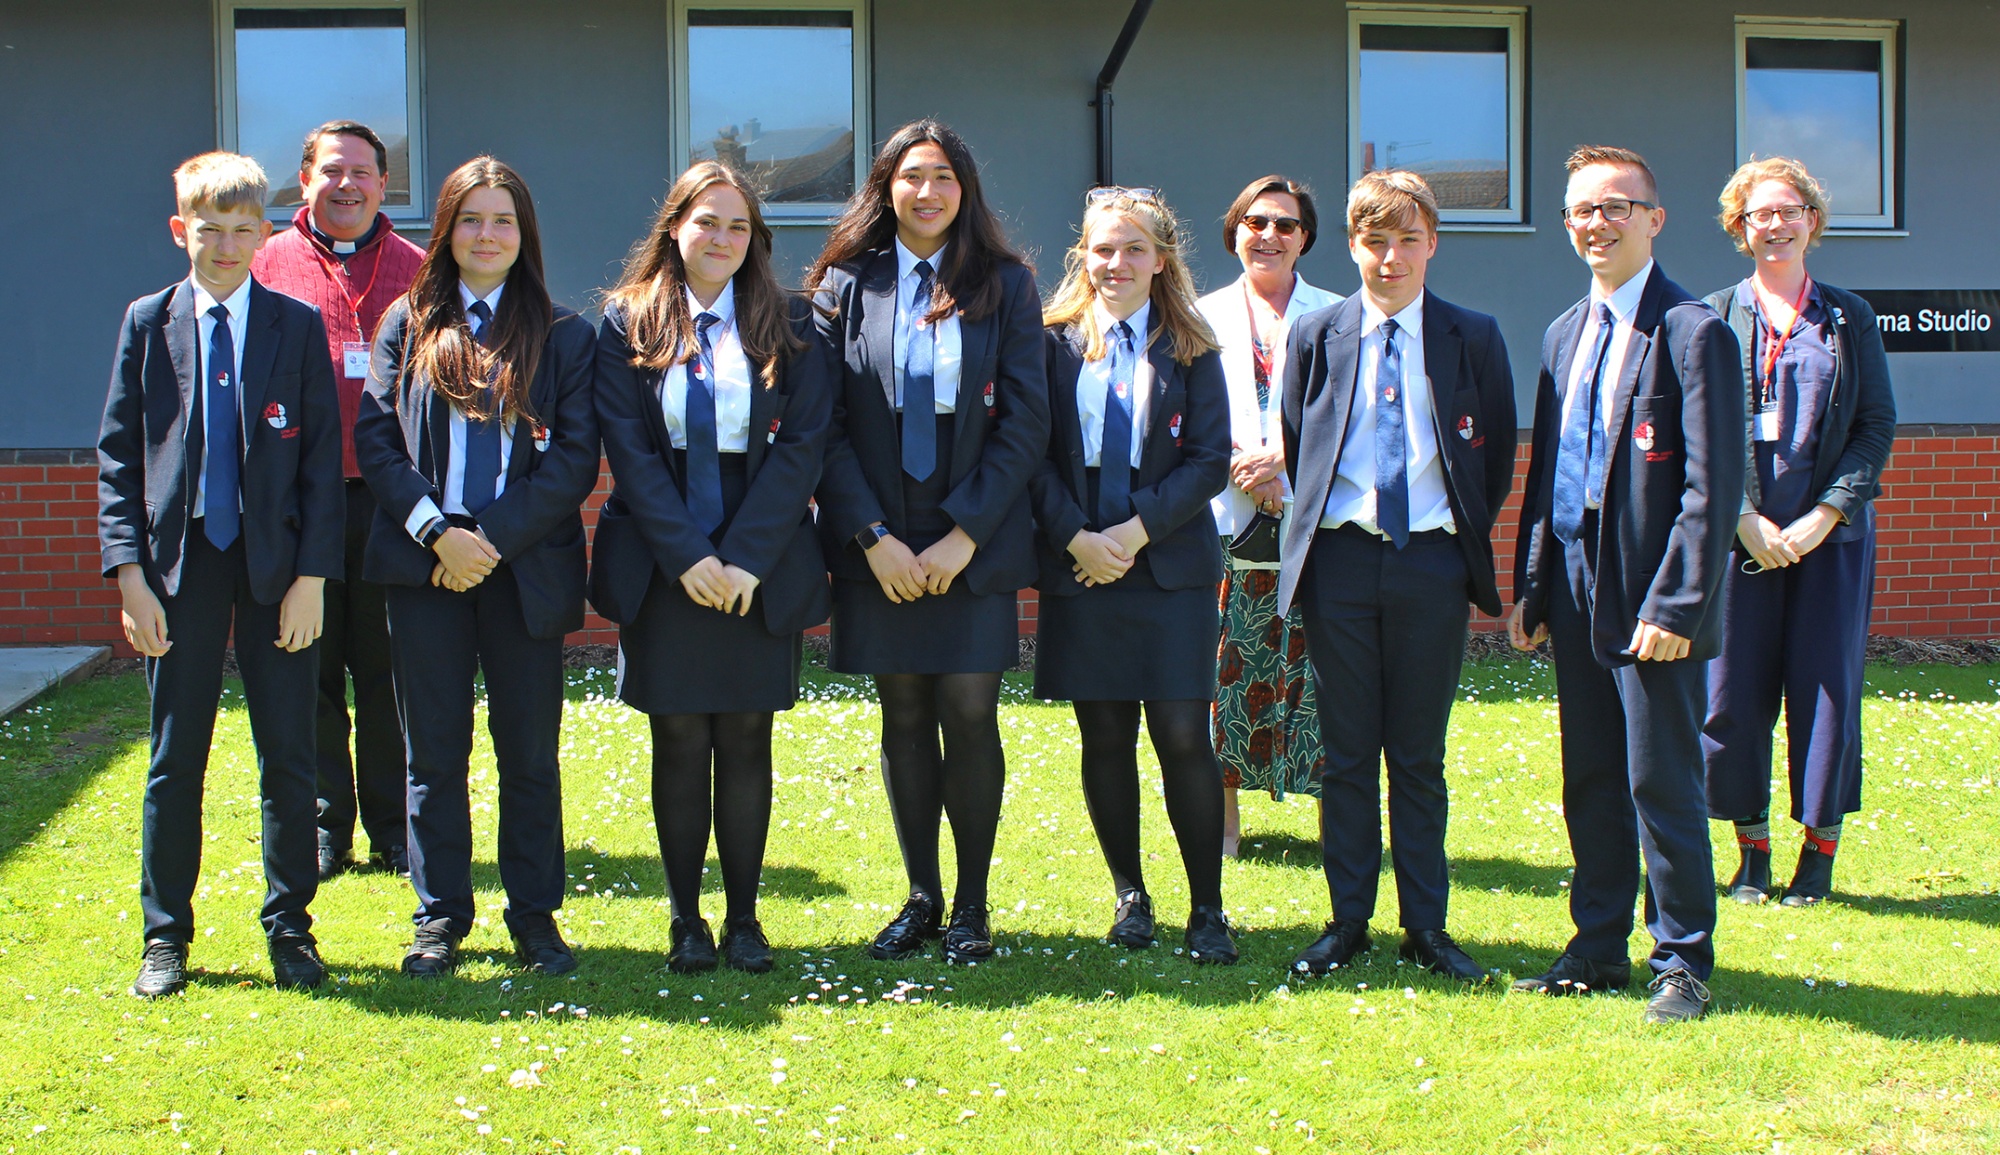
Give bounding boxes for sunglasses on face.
[1744,204,1813,227]
[1558,198,1657,225]
[1240,214,1304,237]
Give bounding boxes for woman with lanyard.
[1032,187,1235,961]
[590,161,831,973]
[1701,157,1896,907]
[1195,177,1343,856]
[807,120,1050,964]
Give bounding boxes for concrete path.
[0,646,111,718]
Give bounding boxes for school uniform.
[353,287,599,931]
[97,276,345,945]
[812,242,1051,673]
[1029,304,1231,702]
[589,287,833,713]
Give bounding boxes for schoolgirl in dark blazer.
[354,156,600,980]
[589,162,832,974]
[1030,187,1235,962]
[807,119,1051,964]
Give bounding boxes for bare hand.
[864,529,928,604]
[1067,529,1134,587]
[1778,503,1841,560]
[1507,599,1547,652]
[917,526,978,596]
[679,555,731,610]
[1629,619,1691,661]
[1230,446,1285,494]
[718,564,761,617]
[433,526,500,589]
[1247,477,1286,515]
[117,565,171,657]
[1101,516,1150,561]
[1736,512,1800,571]
[275,576,325,652]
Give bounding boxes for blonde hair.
[173,151,269,217]
[1564,145,1658,202]
[1717,156,1830,254]
[1347,170,1439,237]
[1042,190,1218,365]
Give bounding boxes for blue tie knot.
[208,303,230,324]
[1380,316,1399,345]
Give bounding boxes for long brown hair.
[604,161,804,388]
[1042,190,1218,365]
[806,119,1027,323]
[400,156,552,421]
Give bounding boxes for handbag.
[1225,510,1283,566]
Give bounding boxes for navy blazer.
[354,299,601,640]
[98,279,344,604]
[812,250,1051,595]
[589,296,834,635]
[1515,264,1746,666]
[1277,290,1518,617]
[1030,323,1229,594]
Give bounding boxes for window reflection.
[688,11,855,204]
[234,8,412,209]
[1357,24,1509,211]
[1744,37,1884,218]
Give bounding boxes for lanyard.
[1753,276,1812,407]
[310,242,386,344]
[1242,284,1281,444]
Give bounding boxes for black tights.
[1073,699,1224,909]
[649,712,772,923]
[874,672,1005,910]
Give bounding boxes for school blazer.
[812,250,1052,595]
[97,279,345,603]
[588,296,834,635]
[1029,324,1230,595]
[353,299,601,640]
[1276,291,1518,618]
[1515,264,1746,667]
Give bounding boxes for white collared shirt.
[1076,300,1153,468]
[891,238,961,413]
[403,281,516,539]
[1321,295,1454,535]
[192,276,253,519]
[1562,259,1653,511]
[662,281,754,452]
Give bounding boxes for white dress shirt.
[892,238,960,413]
[661,281,754,452]
[1562,259,1653,512]
[192,276,252,519]
[1076,300,1153,469]
[404,281,516,539]
[1320,294,1455,536]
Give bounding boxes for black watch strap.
[855,523,890,551]
[418,516,449,550]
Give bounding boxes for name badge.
[1755,404,1781,443]
[343,342,372,380]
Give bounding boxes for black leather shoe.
[1510,952,1632,996]
[668,915,718,974]
[720,915,774,974]
[317,840,352,882]
[269,935,327,990]
[508,912,577,976]
[374,844,411,878]
[1780,841,1836,907]
[1184,905,1238,965]
[943,904,994,963]
[1398,929,1488,983]
[1643,967,1712,1023]
[401,919,464,978]
[1727,843,1772,904]
[1291,920,1372,975]
[869,894,944,960]
[131,939,188,998]
[1108,890,1155,949]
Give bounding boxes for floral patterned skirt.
[1211,566,1324,799]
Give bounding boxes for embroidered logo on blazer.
[984,382,996,415]
[530,421,552,452]
[1457,415,1474,440]
[1169,412,1183,445]
[263,401,287,430]
[1633,421,1655,452]
[768,417,782,444]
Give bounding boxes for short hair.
[1564,145,1658,203]
[1717,156,1830,254]
[1221,175,1318,255]
[301,120,389,176]
[1346,170,1439,237]
[173,151,269,216]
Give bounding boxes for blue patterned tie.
[1097,321,1137,526]
[685,312,725,537]
[901,260,937,481]
[204,304,241,549]
[1553,303,1616,545]
[1373,318,1408,549]
[460,300,503,516]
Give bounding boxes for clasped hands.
[429,526,501,593]
[866,524,977,604]
[1737,503,1840,572]
[1231,445,1286,516]
[1067,517,1150,587]
[679,555,761,616]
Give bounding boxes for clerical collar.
[308,214,379,257]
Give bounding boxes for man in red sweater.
[253,120,425,880]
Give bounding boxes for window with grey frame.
[1739,27,1897,228]
[1351,13,1523,223]
[685,9,856,205]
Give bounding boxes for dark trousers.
[386,564,566,928]
[1298,525,1468,930]
[1549,535,1716,979]
[315,479,406,854]
[140,529,320,943]
[1703,530,1873,827]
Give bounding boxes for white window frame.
[671,0,870,225]
[1347,4,1527,227]
[1735,16,1899,231]
[215,0,428,223]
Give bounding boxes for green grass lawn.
[1,658,1995,1154]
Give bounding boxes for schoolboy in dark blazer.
[99,152,343,998]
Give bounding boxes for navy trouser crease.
[315,480,406,854]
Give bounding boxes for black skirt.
[1033,562,1220,702]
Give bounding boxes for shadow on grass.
[1835,889,2000,930]
[1449,854,1575,895]
[1234,833,1321,869]
[0,675,149,869]
[543,853,851,903]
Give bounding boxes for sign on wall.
[1851,290,2000,353]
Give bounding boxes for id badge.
[342,342,372,380]
[1755,404,1781,443]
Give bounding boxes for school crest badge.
[1457,415,1474,440]
[1633,421,1655,452]
[263,401,287,429]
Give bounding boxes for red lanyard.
[1753,276,1811,406]
[311,242,385,344]
[1242,285,1281,443]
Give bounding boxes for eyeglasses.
[1558,198,1657,225]
[1744,204,1813,227]
[1086,186,1158,206]
[1240,214,1304,237]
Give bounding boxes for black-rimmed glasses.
[1558,198,1658,225]
[1744,204,1813,227]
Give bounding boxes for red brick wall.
[9,428,1992,656]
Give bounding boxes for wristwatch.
[855,523,891,551]
[417,516,449,550]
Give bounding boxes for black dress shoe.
[374,844,411,878]
[1726,842,1772,904]
[1398,929,1489,983]
[316,841,352,882]
[1509,952,1632,995]
[269,935,327,990]
[1780,841,1836,907]
[720,915,774,974]
[1643,967,1712,1023]
[508,912,577,976]
[1108,890,1155,949]
[942,904,994,963]
[668,915,718,974]
[1184,905,1238,965]
[1291,920,1372,976]
[131,939,188,998]
[869,894,944,961]
[401,919,465,978]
